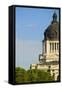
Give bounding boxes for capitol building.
[30,12,59,81]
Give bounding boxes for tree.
[37,70,53,82]
[26,69,38,82]
[15,67,54,83]
[26,69,54,83]
[16,67,26,83]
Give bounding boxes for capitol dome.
[44,12,59,40]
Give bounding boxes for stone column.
[42,40,44,54]
[54,43,55,53]
[46,40,50,55]
[55,43,57,53]
[43,40,45,54]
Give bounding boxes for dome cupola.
[44,12,59,40]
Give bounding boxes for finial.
[52,11,57,23]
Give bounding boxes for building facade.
[30,12,59,81]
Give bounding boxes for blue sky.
[16,7,59,69]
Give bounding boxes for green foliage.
[16,67,26,83]
[15,67,54,83]
[27,69,38,82]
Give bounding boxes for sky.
[15,7,59,69]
